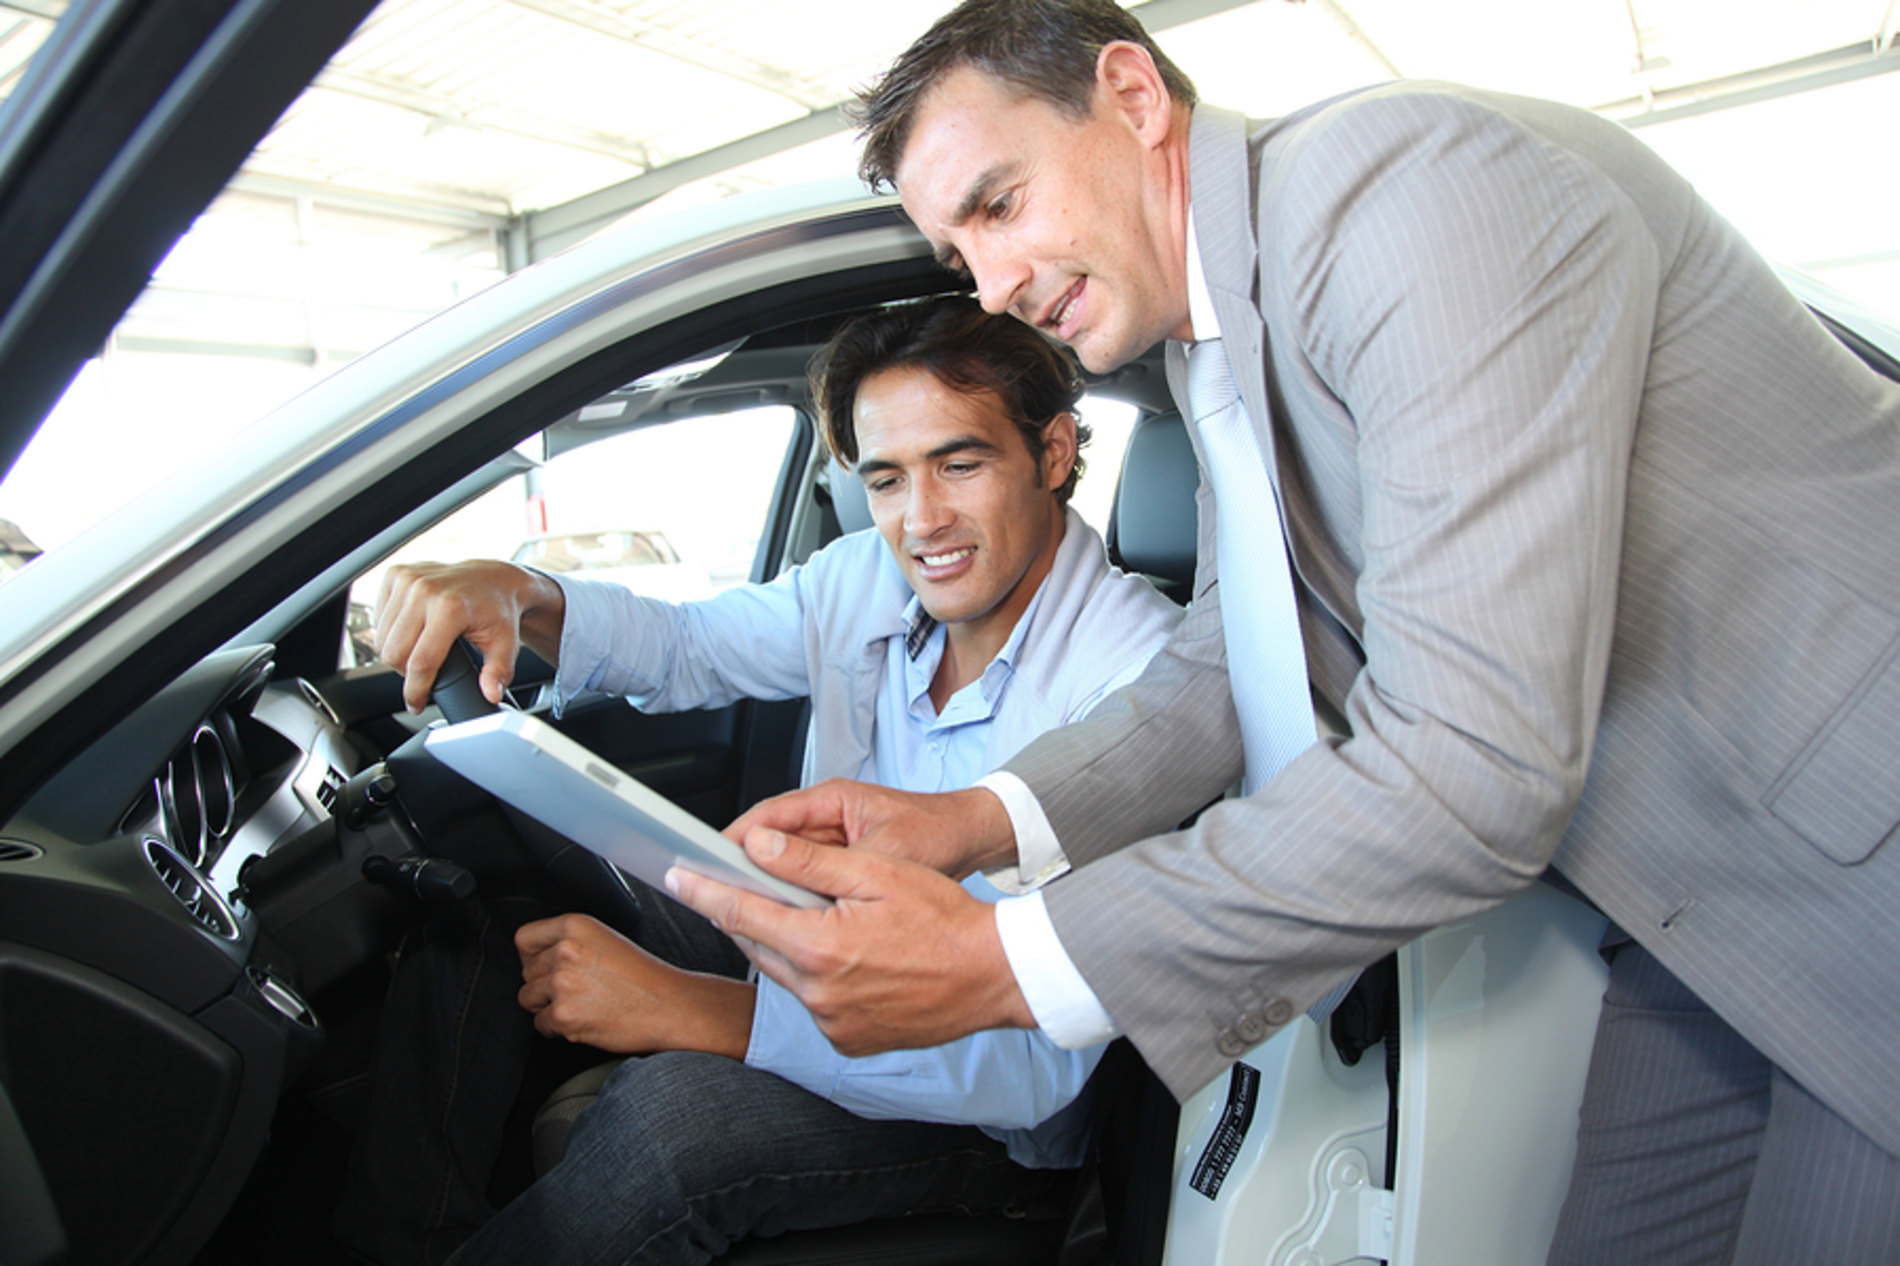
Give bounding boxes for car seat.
[1105,410,1198,600]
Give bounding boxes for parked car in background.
[511,528,714,604]
[0,518,41,581]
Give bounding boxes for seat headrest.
[828,459,873,536]
[1108,411,1198,599]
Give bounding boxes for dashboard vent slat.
[315,765,347,813]
[141,838,240,941]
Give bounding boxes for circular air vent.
[156,723,236,868]
[141,837,240,941]
[298,678,340,726]
[0,839,43,862]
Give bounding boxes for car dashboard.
[0,642,357,1265]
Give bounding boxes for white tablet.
[423,710,828,909]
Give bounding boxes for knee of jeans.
[566,1054,740,1175]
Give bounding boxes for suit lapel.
[1187,107,1366,687]
[1188,107,1278,472]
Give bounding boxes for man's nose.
[968,243,1030,318]
[904,481,955,537]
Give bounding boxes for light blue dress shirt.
[547,510,1181,1167]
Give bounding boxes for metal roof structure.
[2,0,1897,368]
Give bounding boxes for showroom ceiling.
[1,0,1895,363]
[5,0,1894,254]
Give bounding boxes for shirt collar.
[899,568,1046,677]
[903,606,938,661]
[1185,211,1219,343]
[898,512,1064,711]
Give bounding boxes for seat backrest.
[827,459,873,535]
[1106,412,1197,601]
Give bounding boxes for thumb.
[479,655,514,706]
[460,626,520,706]
[743,826,890,901]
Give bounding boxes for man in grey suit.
[670,1,1900,1258]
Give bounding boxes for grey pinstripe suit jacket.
[1004,83,1900,1156]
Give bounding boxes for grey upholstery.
[531,1059,619,1178]
[1106,411,1197,599]
[828,459,872,535]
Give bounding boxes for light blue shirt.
[550,509,1181,1167]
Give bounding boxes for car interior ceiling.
[0,296,1191,1266]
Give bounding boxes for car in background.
[2,6,1898,1266]
[511,528,714,604]
[0,518,41,581]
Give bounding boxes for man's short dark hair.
[854,0,1199,193]
[813,295,1091,504]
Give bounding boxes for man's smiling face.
[853,363,1072,646]
[894,59,1192,374]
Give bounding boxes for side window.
[346,406,798,666]
[1067,394,1139,540]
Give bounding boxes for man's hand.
[515,913,755,1058]
[725,780,1018,879]
[668,829,1035,1057]
[373,560,564,714]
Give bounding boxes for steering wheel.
[427,637,499,725]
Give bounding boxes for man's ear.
[1096,41,1173,146]
[1040,412,1079,489]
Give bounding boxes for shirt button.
[1216,1029,1247,1058]
[1237,1012,1269,1043]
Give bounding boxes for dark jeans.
[331,882,1054,1266]
[445,1049,1052,1266]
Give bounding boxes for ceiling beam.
[504,0,836,110]
[313,65,655,169]
[225,169,514,229]
[0,1,62,19]
[520,0,1271,263]
[1597,39,1900,127]
[524,104,851,259]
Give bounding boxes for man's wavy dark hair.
[853,0,1198,193]
[812,295,1091,504]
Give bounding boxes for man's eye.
[986,194,1011,219]
[867,477,898,494]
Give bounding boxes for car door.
[0,6,378,1262]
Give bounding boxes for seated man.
[342,295,1184,1266]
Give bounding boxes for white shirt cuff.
[975,771,1069,894]
[994,891,1119,1049]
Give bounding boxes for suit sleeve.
[1014,92,1659,1099]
